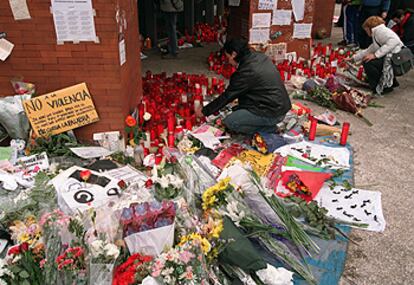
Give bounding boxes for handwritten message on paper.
[258,0,277,10]
[23,83,99,136]
[272,10,292,26]
[252,13,272,28]
[249,28,270,44]
[293,23,313,39]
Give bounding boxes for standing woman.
[352,16,404,94]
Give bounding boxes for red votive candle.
[150,129,156,141]
[308,117,317,141]
[168,134,175,147]
[185,118,193,130]
[340,122,350,146]
[167,116,175,132]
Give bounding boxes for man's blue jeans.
[165,12,178,55]
[223,109,285,136]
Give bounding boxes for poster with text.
[23,83,99,137]
[51,0,97,43]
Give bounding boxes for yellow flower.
[25,215,37,226]
[129,139,136,147]
[18,233,30,243]
[200,237,211,254]
[211,219,223,239]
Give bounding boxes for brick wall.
[0,0,142,141]
[228,0,315,59]
[312,0,336,39]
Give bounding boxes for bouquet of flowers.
[9,215,43,248]
[151,241,208,285]
[55,245,87,284]
[121,201,176,256]
[89,239,120,285]
[113,253,153,285]
[3,241,44,285]
[153,161,184,201]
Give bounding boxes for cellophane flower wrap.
[122,200,176,256]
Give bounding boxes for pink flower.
[40,259,47,268]
[165,252,175,261]
[152,270,161,278]
[179,250,195,264]
[184,266,194,280]
[62,259,74,266]
[153,260,165,271]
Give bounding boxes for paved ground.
[141,24,414,284]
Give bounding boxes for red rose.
[118,180,127,189]
[145,179,153,188]
[20,242,29,252]
[80,170,91,182]
[7,245,20,255]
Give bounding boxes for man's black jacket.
[202,51,292,118]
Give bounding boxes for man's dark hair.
[223,38,251,62]
[392,9,405,19]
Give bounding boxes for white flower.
[157,175,170,189]
[12,255,21,264]
[104,243,120,259]
[223,201,245,226]
[161,267,174,276]
[166,174,183,189]
[90,240,104,257]
[143,112,152,121]
[256,264,293,285]
[0,259,13,279]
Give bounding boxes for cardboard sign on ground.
[23,83,99,136]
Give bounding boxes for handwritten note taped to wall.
[23,83,99,136]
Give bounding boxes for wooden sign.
[23,83,99,136]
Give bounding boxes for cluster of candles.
[277,43,354,81]
[178,21,226,47]
[139,71,226,152]
[207,51,236,79]
[208,43,356,81]
[308,116,350,146]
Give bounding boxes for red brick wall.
[311,0,336,38]
[0,0,142,141]
[228,0,315,59]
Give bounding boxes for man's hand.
[195,105,204,118]
[363,53,376,62]
[381,11,388,19]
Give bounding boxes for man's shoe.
[162,53,178,60]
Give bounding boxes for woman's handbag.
[391,47,414,76]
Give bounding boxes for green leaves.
[19,270,30,279]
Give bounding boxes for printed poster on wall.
[51,0,98,43]
[258,0,277,10]
[23,83,99,137]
